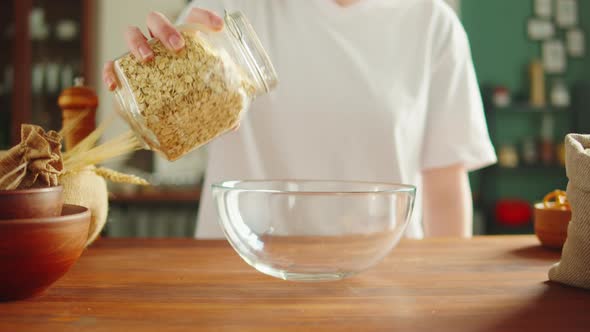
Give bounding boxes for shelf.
[491,164,565,172]
[490,104,570,113]
[31,38,81,46]
[31,41,83,57]
[31,92,61,100]
[109,190,201,205]
[487,221,534,235]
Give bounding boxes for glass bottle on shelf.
[529,59,546,108]
[521,136,538,166]
[539,113,555,165]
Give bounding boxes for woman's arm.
[422,164,473,238]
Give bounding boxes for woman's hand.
[102,8,223,91]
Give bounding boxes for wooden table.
[1,236,589,331]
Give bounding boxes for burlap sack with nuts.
[549,134,590,290]
[0,125,63,190]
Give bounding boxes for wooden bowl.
[0,186,64,219]
[0,204,90,301]
[534,202,571,249]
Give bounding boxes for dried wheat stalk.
[94,167,148,185]
[58,110,89,138]
[58,110,147,186]
[63,131,143,172]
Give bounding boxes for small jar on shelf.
[498,144,519,168]
[550,79,570,108]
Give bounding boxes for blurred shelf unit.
[0,0,95,149]
[475,82,590,235]
[105,189,201,238]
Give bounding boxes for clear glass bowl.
[213,180,416,281]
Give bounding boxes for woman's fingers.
[185,8,224,31]
[102,61,117,91]
[146,11,185,51]
[125,26,153,62]
[103,8,224,91]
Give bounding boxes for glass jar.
[112,11,278,161]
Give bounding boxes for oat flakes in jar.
[112,11,278,161]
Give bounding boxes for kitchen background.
[0,0,588,237]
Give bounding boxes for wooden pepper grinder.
[58,77,98,150]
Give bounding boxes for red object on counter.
[495,199,532,226]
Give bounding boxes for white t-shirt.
[178,0,497,239]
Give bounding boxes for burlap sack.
[0,125,63,190]
[549,134,590,290]
[61,166,108,246]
